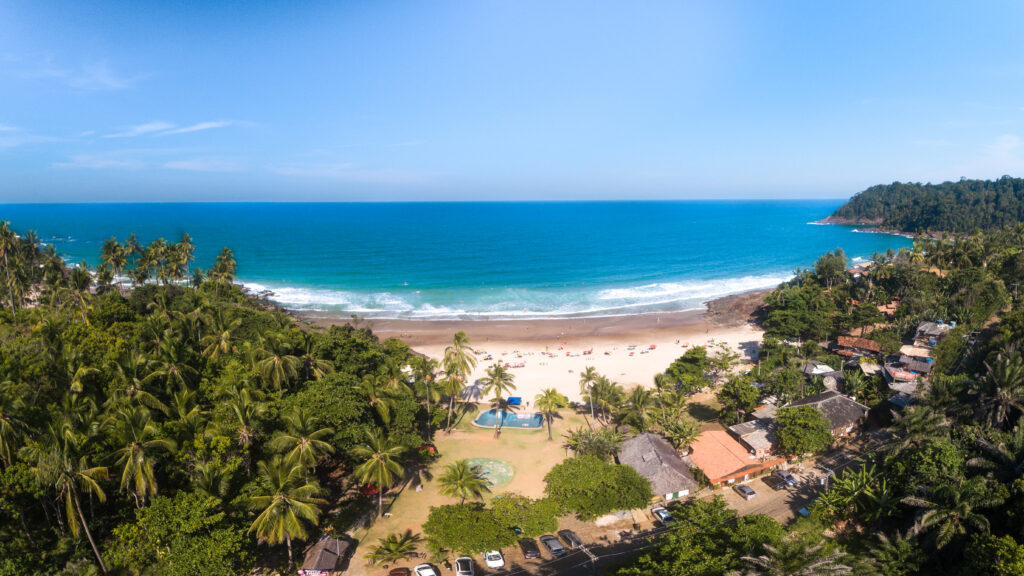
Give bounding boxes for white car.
[455,557,474,576]
[414,564,439,576]
[651,506,674,525]
[484,550,505,569]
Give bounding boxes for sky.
[3,1,1024,202]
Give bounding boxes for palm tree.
[225,387,266,474]
[359,374,400,425]
[480,363,516,438]
[869,530,923,576]
[258,333,300,390]
[145,338,199,393]
[437,459,491,504]
[412,356,440,436]
[247,455,327,569]
[579,366,599,422]
[440,373,465,432]
[622,386,655,431]
[367,530,422,566]
[267,408,335,475]
[298,332,334,381]
[191,458,233,499]
[442,331,476,432]
[734,537,852,575]
[977,346,1024,428]
[535,388,569,440]
[352,428,405,517]
[0,380,27,468]
[178,233,195,286]
[887,405,947,452]
[0,222,21,315]
[901,477,1004,549]
[109,406,177,507]
[23,427,110,574]
[201,309,241,359]
[967,425,1024,481]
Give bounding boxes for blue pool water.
[0,201,911,319]
[474,409,544,429]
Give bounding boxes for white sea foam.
[241,273,792,321]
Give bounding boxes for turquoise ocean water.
[0,201,911,320]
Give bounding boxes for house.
[751,404,778,420]
[618,433,698,501]
[899,344,933,360]
[728,419,775,458]
[787,390,869,437]
[898,356,933,375]
[298,537,351,576]
[877,300,899,319]
[915,321,954,347]
[801,362,842,389]
[859,362,882,377]
[835,336,883,358]
[689,429,786,487]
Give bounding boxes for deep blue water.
[0,201,910,319]
[474,410,544,429]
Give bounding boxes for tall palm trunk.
[286,533,293,569]
[378,489,385,517]
[546,413,553,440]
[425,381,432,437]
[73,490,108,575]
[446,396,455,433]
[494,408,501,439]
[589,384,595,421]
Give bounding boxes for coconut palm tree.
[442,331,476,432]
[967,425,1024,482]
[977,346,1024,429]
[437,459,491,504]
[23,426,110,574]
[868,530,923,576]
[225,386,266,474]
[622,386,655,431]
[246,455,327,569]
[352,428,405,518]
[412,356,440,436]
[298,332,334,381]
[734,536,852,575]
[201,309,241,359]
[109,406,176,507]
[535,388,569,440]
[901,477,1003,549]
[887,405,947,453]
[191,458,233,499]
[480,363,516,437]
[0,380,26,468]
[579,366,600,422]
[359,373,401,425]
[267,407,335,475]
[366,530,422,566]
[258,333,300,390]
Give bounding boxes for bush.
[422,496,558,555]
[773,406,833,455]
[544,455,653,519]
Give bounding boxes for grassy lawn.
[346,407,589,573]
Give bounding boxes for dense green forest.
[614,226,1024,575]
[0,222,455,575]
[827,176,1024,232]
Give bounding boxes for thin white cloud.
[104,121,176,138]
[7,57,141,91]
[162,158,241,172]
[0,124,16,132]
[53,154,147,170]
[160,121,232,135]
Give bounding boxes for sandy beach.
[298,290,767,403]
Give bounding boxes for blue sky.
[3,1,1024,202]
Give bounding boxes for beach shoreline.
[293,289,769,402]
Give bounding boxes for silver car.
[454,556,474,576]
[734,484,756,500]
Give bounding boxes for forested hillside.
[826,176,1024,232]
[0,222,443,575]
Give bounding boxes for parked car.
[388,569,411,576]
[734,484,757,500]
[773,469,799,487]
[557,529,583,549]
[483,550,505,569]
[518,537,541,559]
[651,506,674,525]
[454,556,474,576]
[414,565,439,576]
[539,534,567,557]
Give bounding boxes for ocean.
[0,201,911,320]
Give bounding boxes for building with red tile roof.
[688,428,786,487]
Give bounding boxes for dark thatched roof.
[618,433,697,496]
[789,391,868,431]
[299,537,350,573]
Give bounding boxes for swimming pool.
[473,409,543,429]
